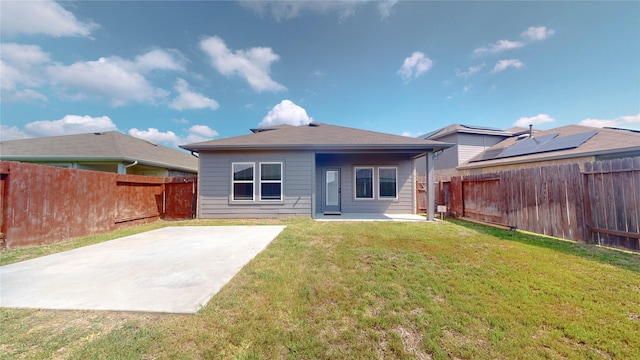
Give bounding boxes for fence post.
[0,162,9,249]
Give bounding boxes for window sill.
[229,199,285,205]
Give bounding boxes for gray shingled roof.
[182,122,453,153]
[0,131,198,173]
[419,124,519,140]
[458,125,640,169]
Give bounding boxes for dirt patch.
[396,325,432,360]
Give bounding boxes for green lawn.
[1,217,638,359]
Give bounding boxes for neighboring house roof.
[0,131,198,173]
[182,122,453,154]
[419,124,517,140]
[459,125,640,169]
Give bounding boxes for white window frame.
[378,167,398,199]
[354,166,374,200]
[259,162,283,201]
[231,162,255,201]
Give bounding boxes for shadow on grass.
[449,218,640,274]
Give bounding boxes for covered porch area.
[314,213,427,221]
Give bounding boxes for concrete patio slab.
[315,213,427,221]
[0,226,285,314]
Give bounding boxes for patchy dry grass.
[1,217,639,359]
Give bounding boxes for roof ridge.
[110,131,127,157]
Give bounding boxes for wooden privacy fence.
[0,161,197,249]
[421,157,640,252]
[583,157,640,251]
[415,178,449,214]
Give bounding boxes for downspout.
[124,160,138,174]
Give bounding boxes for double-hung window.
[378,167,397,199]
[354,166,398,200]
[232,162,283,202]
[260,162,282,201]
[355,167,374,199]
[232,163,254,201]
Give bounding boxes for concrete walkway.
[0,226,285,314]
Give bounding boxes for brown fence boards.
[584,158,640,251]
[427,157,640,252]
[0,161,197,248]
[164,176,198,220]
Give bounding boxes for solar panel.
[499,133,558,158]
[470,148,505,162]
[535,130,598,153]
[461,124,502,131]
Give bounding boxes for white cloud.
[521,26,555,42]
[1,116,219,147]
[169,78,219,111]
[46,49,184,106]
[491,59,524,73]
[200,36,286,92]
[312,70,327,78]
[132,49,186,73]
[47,58,165,106]
[1,45,185,106]
[3,89,48,103]
[1,0,98,37]
[128,128,179,145]
[579,114,640,130]
[0,43,51,91]
[378,0,399,19]
[22,115,118,137]
[184,125,219,144]
[128,125,218,147]
[188,124,218,138]
[473,25,555,57]
[239,0,398,21]
[455,64,485,78]
[259,99,312,127]
[463,85,472,93]
[513,114,555,128]
[398,52,433,81]
[0,125,31,141]
[473,40,525,57]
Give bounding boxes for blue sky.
[1,0,639,149]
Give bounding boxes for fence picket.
[426,157,639,252]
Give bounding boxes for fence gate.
[163,176,197,220]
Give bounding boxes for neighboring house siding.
[434,134,460,170]
[315,153,414,214]
[198,150,314,218]
[457,133,506,164]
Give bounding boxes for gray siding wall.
[315,153,415,214]
[458,133,506,164]
[198,150,314,218]
[433,133,460,170]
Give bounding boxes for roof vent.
[308,122,320,127]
